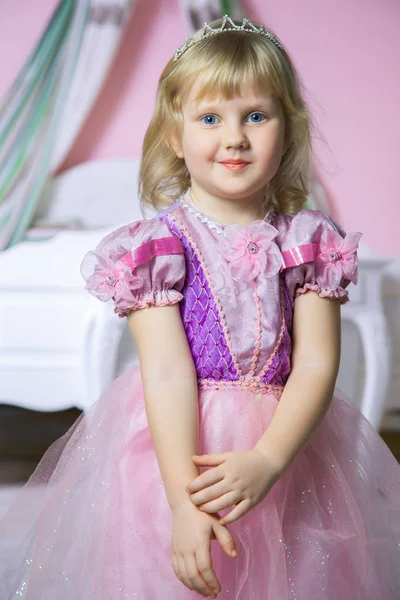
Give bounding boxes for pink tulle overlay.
[0,366,399,599]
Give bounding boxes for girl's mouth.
[219,161,251,171]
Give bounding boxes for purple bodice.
[158,204,293,396]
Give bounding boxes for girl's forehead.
[182,77,277,109]
[185,73,271,101]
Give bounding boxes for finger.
[189,479,227,503]
[192,453,227,466]
[219,500,251,526]
[195,540,221,596]
[186,469,224,493]
[176,554,194,592]
[171,553,178,577]
[198,491,238,514]
[212,520,238,558]
[185,552,216,597]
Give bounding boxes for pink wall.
[0,0,399,255]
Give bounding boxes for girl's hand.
[186,449,282,525]
[171,500,237,598]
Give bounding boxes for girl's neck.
[188,186,269,227]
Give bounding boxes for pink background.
[1,0,399,255]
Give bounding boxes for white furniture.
[340,248,393,427]
[0,158,146,412]
[0,159,394,428]
[0,228,114,411]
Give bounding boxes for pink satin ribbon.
[280,243,318,271]
[119,237,183,270]
[120,238,316,273]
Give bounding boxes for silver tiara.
[173,15,283,62]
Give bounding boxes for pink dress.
[1,191,399,599]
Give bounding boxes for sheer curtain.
[0,0,136,251]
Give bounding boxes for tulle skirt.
[0,364,399,599]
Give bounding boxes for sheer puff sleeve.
[80,219,186,318]
[280,209,362,305]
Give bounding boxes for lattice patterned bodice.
[158,204,293,397]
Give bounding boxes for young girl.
[1,15,399,600]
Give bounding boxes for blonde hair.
[139,18,313,216]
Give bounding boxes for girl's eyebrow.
[190,100,273,114]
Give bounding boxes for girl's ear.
[168,130,184,159]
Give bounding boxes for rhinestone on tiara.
[173,15,283,62]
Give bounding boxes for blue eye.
[201,115,218,125]
[247,112,266,123]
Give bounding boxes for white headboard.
[34,158,157,229]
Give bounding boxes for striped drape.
[0,0,136,251]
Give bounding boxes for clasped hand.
[186,448,282,525]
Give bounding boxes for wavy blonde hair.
[139,18,313,216]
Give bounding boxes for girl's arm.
[185,290,341,525]
[127,303,200,511]
[255,290,342,473]
[129,304,238,596]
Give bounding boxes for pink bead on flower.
[83,253,143,306]
[218,221,284,282]
[315,227,362,290]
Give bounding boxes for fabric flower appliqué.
[218,221,284,282]
[315,227,362,290]
[83,253,143,307]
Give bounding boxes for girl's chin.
[191,179,268,200]
[210,186,266,200]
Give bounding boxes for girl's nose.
[222,127,249,150]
